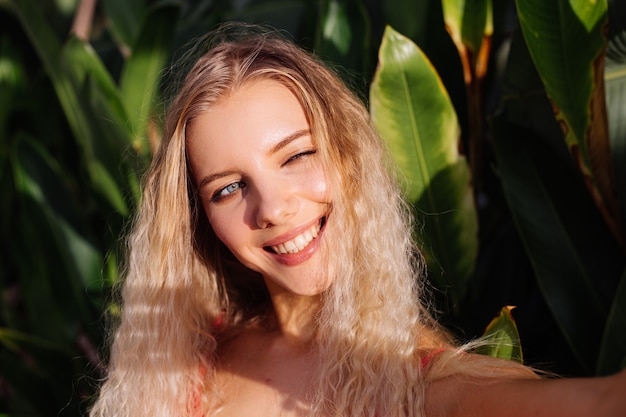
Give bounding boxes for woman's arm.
[426,368,626,417]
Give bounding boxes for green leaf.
[597,267,626,375]
[119,1,180,155]
[515,0,623,244]
[86,158,129,216]
[62,38,137,214]
[494,26,626,373]
[10,0,135,215]
[320,0,352,55]
[382,0,466,142]
[60,36,129,130]
[516,0,606,154]
[476,306,523,363]
[442,0,492,55]
[11,135,101,341]
[370,26,477,309]
[491,111,624,373]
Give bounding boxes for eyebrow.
[268,129,312,155]
[196,129,312,190]
[198,170,238,189]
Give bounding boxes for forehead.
[192,79,307,134]
[185,79,312,170]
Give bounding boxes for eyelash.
[211,181,245,202]
[282,149,316,166]
[210,148,317,203]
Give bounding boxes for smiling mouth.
[265,217,326,255]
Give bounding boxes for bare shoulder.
[425,363,626,417]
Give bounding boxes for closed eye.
[283,149,317,166]
[211,181,245,202]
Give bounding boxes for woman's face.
[186,79,333,297]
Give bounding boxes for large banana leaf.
[493,27,625,374]
[515,0,624,246]
[370,26,477,309]
[516,0,606,157]
[491,114,621,373]
[382,0,467,157]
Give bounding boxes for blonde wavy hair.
[90,23,536,417]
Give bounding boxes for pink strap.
[420,348,446,368]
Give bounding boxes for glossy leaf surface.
[493,24,626,375]
[516,0,623,245]
[516,0,607,154]
[442,0,492,55]
[476,306,523,363]
[370,26,477,308]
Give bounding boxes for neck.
[267,290,322,345]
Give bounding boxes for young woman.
[89,24,626,417]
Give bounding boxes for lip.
[262,216,327,266]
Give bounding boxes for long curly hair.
[89,23,535,417]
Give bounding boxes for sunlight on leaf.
[477,306,523,363]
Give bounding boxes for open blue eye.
[212,181,245,201]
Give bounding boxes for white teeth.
[271,221,321,255]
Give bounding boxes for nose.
[253,180,298,229]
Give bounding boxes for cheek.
[309,167,331,202]
[206,208,237,250]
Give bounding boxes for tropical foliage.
[369,0,626,377]
[1,0,624,415]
